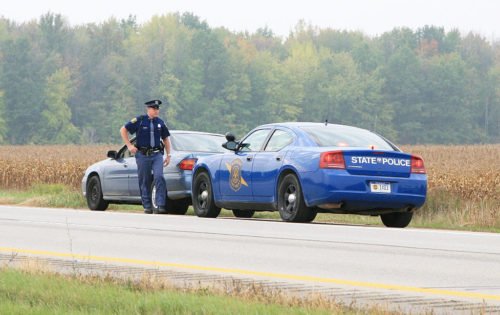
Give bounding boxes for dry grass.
[2,257,402,315]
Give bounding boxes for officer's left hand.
[163,156,170,166]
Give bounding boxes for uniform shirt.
[124,115,170,148]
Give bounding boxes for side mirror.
[222,141,238,151]
[107,150,118,159]
[225,132,236,142]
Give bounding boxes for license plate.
[370,182,391,193]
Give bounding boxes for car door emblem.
[226,159,248,191]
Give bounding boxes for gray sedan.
[82,130,226,214]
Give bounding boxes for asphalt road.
[1,205,500,312]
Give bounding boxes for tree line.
[0,12,499,145]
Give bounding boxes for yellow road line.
[1,246,499,302]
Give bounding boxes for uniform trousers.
[135,151,166,209]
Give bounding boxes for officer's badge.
[130,117,137,123]
[225,159,248,191]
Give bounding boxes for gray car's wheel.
[277,174,313,222]
[86,176,109,211]
[232,209,255,218]
[380,211,413,228]
[192,172,221,218]
[151,185,189,215]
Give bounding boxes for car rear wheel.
[232,210,255,218]
[192,172,221,218]
[152,185,189,215]
[86,176,109,211]
[380,211,413,228]
[278,174,314,222]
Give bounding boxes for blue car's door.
[219,129,271,201]
[252,129,294,202]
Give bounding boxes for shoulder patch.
[130,117,137,123]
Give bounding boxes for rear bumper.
[301,169,427,212]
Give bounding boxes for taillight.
[320,151,345,169]
[179,158,197,170]
[410,155,426,174]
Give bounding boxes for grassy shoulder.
[0,267,357,315]
[0,184,498,232]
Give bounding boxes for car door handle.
[246,157,252,161]
[276,156,282,161]
[123,163,128,168]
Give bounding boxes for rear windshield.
[300,126,395,150]
[171,133,226,152]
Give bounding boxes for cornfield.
[0,144,498,201]
[0,145,114,190]
[401,144,500,201]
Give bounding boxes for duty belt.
[137,147,163,156]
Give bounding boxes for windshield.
[301,125,395,150]
[171,133,226,153]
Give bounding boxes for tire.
[303,209,318,223]
[232,209,255,218]
[152,185,189,215]
[380,211,413,228]
[86,176,109,211]
[277,174,313,222]
[192,172,221,218]
[166,198,190,215]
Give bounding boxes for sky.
[2,0,499,39]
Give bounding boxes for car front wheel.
[380,211,413,228]
[192,172,221,218]
[86,176,109,211]
[277,174,314,222]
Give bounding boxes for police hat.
[144,100,162,107]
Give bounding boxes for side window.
[240,129,270,152]
[265,130,294,151]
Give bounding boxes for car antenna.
[324,104,331,126]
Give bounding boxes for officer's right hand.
[127,144,138,154]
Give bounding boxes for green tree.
[0,91,6,143]
[1,37,44,144]
[35,67,79,143]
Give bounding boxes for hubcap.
[198,181,208,209]
[91,186,98,201]
[152,187,157,208]
[200,190,208,200]
[283,184,297,213]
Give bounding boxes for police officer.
[120,100,171,214]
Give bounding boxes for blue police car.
[191,122,427,228]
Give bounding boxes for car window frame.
[239,128,272,152]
